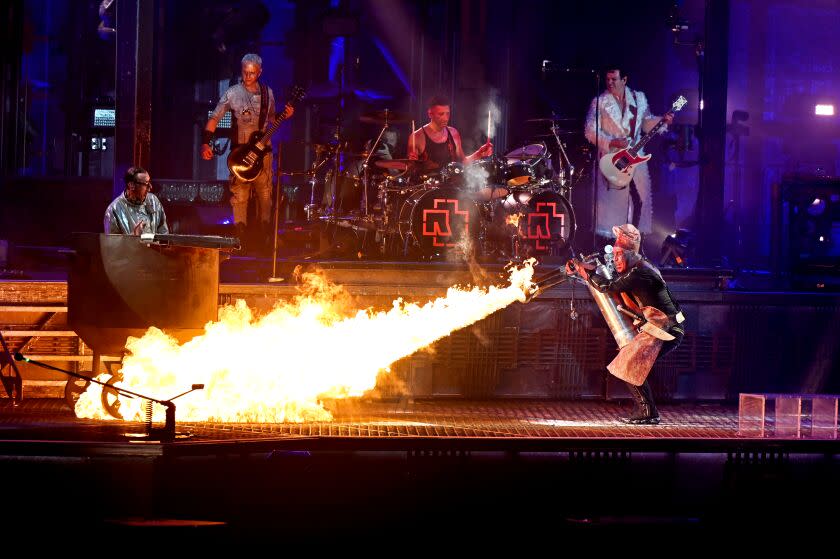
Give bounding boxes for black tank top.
[421,126,456,168]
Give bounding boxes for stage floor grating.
[0,398,757,442]
[184,399,740,440]
[3,397,840,456]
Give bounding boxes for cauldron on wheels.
[66,233,223,417]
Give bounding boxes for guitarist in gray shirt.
[201,53,293,253]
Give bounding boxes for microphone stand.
[592,72,600,252]
[541,62,598,249]
[331,63,345,216]
[269,143,284,282]
[14,352,203,442]
[0,330,22,402]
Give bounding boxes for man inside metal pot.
[566,224,685,424]
[104,166,169,236]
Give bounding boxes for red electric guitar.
[598,95,687,188]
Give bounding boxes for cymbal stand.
[330,133,343,215]
[330,63,346,216]
[550,119,574,190]
[305,147,332,220]
[361,109,392,217]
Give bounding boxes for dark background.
[1,0,838,274]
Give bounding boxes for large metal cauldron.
[68,233,220,360]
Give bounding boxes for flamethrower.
[14,352,203,442]
[525,266,572,302]
[526,250,642,350]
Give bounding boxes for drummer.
[407,95,493,170]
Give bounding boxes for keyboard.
[139,234,240,249]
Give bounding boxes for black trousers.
[657,327,684,361]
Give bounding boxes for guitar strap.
[628,88,638,139]
[258,81,269,132]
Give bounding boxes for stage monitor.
[93,108,115,128]
[208,111,232,129]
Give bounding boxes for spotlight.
[660,229,694,267]
[671,20,689,33]
[807,198,826,216]
[815,104,835,116]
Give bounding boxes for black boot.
[620,380,660,425]
[234,222,248,254]
[259,221,275,256]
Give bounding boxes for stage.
[17,264,839,542]
[2,261,839,544]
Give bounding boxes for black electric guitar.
[227,85,306,182]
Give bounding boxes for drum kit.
[291,109,580,261]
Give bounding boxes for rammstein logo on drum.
[526,201,566,251]
[422,198,471,247]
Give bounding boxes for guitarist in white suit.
[584,67,672,248]
[202,53,293,253]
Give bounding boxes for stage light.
[807,198,826,216]
[815,104,834,116]
[660,229,694,267]
[671,21,689,33]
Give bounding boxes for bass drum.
[324,169,362,214]
[503,189,576,256]
[398,186,480,258]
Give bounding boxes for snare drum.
[440,161,465,187]
[502,143,552,186]
[465,157,508,201]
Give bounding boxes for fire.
[75,260,537,423]
[506,213,523,227]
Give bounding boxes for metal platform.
[1,397,838,544]
[2,397,838,452]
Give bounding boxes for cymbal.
[359,109,410,125]
[374,158,438,171]
[531,131,581,138]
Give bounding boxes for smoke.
[464,163,489,193]
[474,89,503,148]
